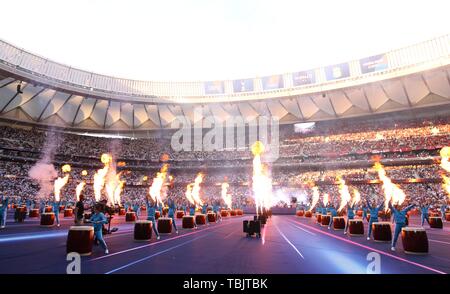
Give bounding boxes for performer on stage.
[74,193,85,225]
[366,199,384,240]
[327,203,338,229]
[440,202,447,222]
[91,204,109,254]
[213,201,222,223]
[419,202,431,227]
[51,200,61,227]
[133,201,141,220]
[189,204,198,229]
[0,196,8,229]
[344,202,356,234]
[167,198,178,234]
[389,201,415,251]
[145,197,160,240]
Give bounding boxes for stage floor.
[0,212,449,274]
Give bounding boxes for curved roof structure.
[0,35,449,131]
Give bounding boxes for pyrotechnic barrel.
[332,217,345,230]
[445,213,450,222]
[176,211,185,219]
[236,209,243,216]
[157,217,172,234]
[321,215,331,226]
[182,216,195,229]
[29,208,39,218]
[134,220,153,241]
[296,210,304,217]
[59,205,65,213]
[230,210,237,216]
[15,206,27,222]
[118,208,126,216]
[155,211,161,220]
[221,210,229,217]
[64,208,73,218]
[401,227,428,255]
[316,214,322,224]
[195,214,206,225]
[84,212,92,221]
[66,226,94,256]
[207,213,216,223]
[372,222,392,242]
[45,206,53,213]
[40,213,55,227]
[429,217,443,229]
[305,211,312,218]
[126,212,136,222]
[348,219,364,235]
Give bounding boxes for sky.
[0,0,449,81]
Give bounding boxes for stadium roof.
[0,35,449,132]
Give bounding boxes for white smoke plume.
[28,130,60,200]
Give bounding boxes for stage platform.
[0,211,449,274]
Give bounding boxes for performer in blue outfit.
[145,197,160,240]
[167,198,178,234]
[344,202,356,234]
[440,203,447,222]
[90,204,109,254]
[213,201,222,222]
[52,200,61,227]
[133,202,140,220]
[0,196,9,229]
[389,201,415,251]
[419,202,430,227]
[189,204,198,229]
[366,199,384,240]
[327,204,338,229]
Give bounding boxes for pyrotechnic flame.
[442,174,450,199]
[76,181,85,202]
[323,193,329,207]
[81,170,88,176]
[191,173,204,206]
[222,182,232,209]
[62,164,71,173]
[308,186,320,211]
[373,161,406,208]
[440,147,450,172]
[337,177,351,212]
[251,141,273,216]
[149,163,169,205]
[185,184,195,205]
[351,188,361,206]
[93,153,111,202]
[54,174,69,202]
[106,172,124,205]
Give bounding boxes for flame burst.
[351,188,361,206]
[308,186,320,211]
[222,182,232,209]
[323,193,329,207]
[149,163,169,205]
[251,141,273,216]
[191,173,204,206]
[185,184,195,205]
[440,147,450,199]
[337,177,351,212]
[106,172,124,205]
[93,154,111,202]
[442,174,450,199]
[62,164,71,173]
[54,174,69,202]
[373,161,406,208]
[440,147,450,172]
[76,181,85,202]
